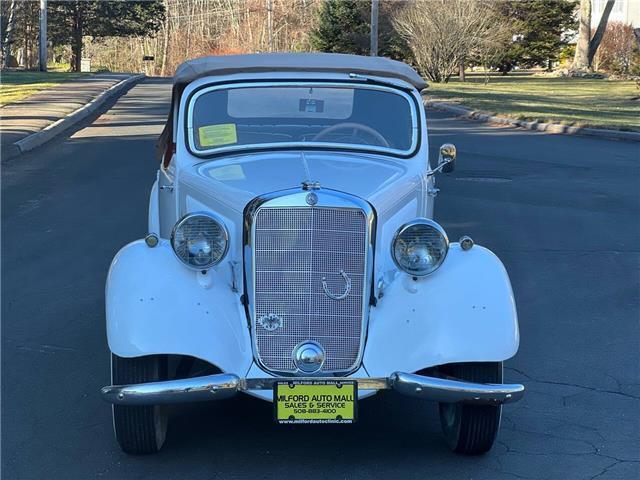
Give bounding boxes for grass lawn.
[425,74,640,131]
[0,71,88,106]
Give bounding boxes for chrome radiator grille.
[252,206,368,373]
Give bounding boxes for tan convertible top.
[157,53,425,162]
[173,53,426,90]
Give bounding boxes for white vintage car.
[101,53,524,455]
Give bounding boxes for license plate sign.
[274,380,357,424]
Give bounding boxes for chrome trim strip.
[186,81,419,157]
[100,372,524,406]
[244,187,376,376]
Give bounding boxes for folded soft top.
[173,52,425,90]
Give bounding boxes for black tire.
[112,354,168,454]
[438,362,503,455]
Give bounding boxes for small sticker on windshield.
[299,99,324,113]
[198,124,237,147]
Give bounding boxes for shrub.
[594,22,639,74]
[558,45,576,68]
[393,0,511,83]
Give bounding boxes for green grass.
[0,71,88,106]
[425,74,640,131]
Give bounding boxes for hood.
[183,151,416,213]
[176,151,426,293]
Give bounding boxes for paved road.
[2,78,639,479]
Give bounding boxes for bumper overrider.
[101,372,524,406]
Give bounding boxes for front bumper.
[101,372,524,406]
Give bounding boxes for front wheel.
[111,354,168,454]
[438,362,503,455]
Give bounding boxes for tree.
[1,0,20,67]
[573,0,592,68]
[393,0,506,83]
[310,0,368,54]
[310,0,411,61]
[497,0,577,73]
[377,1,414,63]
[48,0,165,72]
[573,0,615,70]
[1,1,41,69]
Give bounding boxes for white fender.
[106,240,252,375]
[364,244,519,377]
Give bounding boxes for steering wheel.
[312,122,390,148]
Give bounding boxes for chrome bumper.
[101,372,524,406]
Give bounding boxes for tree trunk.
[588,0,615,66]
[25,20,30,69]
[71,2,83,72]
[459,59,465,82]
[2,0,19,68]
[573,0,591,70]
[160,0,170,76]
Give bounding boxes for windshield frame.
[185,80,420,159]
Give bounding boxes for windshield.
[189,83,417,156]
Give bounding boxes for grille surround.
[245,189,374,376]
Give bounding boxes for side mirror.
[438,143,456,173]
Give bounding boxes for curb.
[424,98,640,143]
[10,74,145,158]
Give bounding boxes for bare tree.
[474,18,515,83]
[573,0,616,70]
[393,0,508,83]
[2,0,20,67]
[83,0,320,75]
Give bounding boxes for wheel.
[438,362,503,455]
[111,354,168,454]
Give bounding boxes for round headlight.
[171,212,228,269]
[392,219,449,276]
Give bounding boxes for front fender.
[364,244,519,377]
[106,240,252,375]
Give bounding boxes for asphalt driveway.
[2,78,638,479]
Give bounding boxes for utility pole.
[267,0,274,52]
[39,0,47,71]
[370,0,379,56]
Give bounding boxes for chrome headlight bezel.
[391,218,449,276]
[170,211,229,270]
